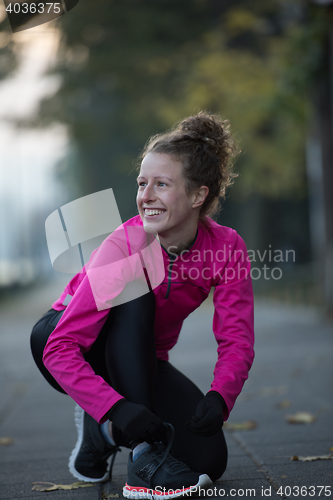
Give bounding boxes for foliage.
[0,3,17,80]
[10,1,333,213]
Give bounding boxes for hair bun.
[180,112,227,157]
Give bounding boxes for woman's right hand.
[107,399,167,445]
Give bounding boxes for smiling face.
[136,152,207,252]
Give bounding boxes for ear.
[192,186,209,209]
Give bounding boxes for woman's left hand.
[185,391,226,436]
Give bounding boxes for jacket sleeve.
[210,232,254,421]
[42,233,145,424]
[51,248,99,310]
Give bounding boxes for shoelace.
[97,445,121,463]
[88,434,120,462]
[147,423,185,487]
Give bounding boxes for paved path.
[0,275,332,499]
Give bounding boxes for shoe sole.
[123,473,212,499]
[68,404,111,483]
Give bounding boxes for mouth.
[143,208,166,218]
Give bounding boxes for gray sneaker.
[123,423,212,499]
[69,405,120,483]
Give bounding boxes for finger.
[141,429,155,445]
[189,413,212,429]
[185,419,194,431]
[193,402,207,421]
[188,423,217,437]
[190,414,200,423]
[185,419,205,433]
[186,422,210,436]
[156,420,168,437]
[144,422,166,444]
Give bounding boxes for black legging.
[30,286,228,481]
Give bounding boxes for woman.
[31,111,254,499]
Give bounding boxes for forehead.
[139,152,184,178]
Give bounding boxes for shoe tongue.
[152,442,165,449]
[132,442,150,461]
[150,442,165,454]
[150,443,188,472]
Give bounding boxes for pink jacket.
[43,215,254,423]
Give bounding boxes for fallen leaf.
[58,483,94,490]
[102,493,119,499]
[32,483,59,492]
[0,437,14,446]
[276,400,291,409]
[31,481,94,492]
[286,412,316,424]
[224,420,257,431]
[291,454,333,462]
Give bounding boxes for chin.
[143,224,158,234]
[142,219,160,234]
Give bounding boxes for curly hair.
[139,111,240,219]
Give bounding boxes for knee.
[181,432,228,482]
[30,312,53,362]
[195,440,227,482]
[206,451,228,482]
[30,323,42,359]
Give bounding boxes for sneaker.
[123,423,212,499]
[68,404,120,483]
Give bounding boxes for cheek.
[176,194,191,211]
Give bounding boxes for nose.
[141,183,156,203]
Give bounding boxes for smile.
[144,209,166,217]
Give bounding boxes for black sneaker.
[68,405,120,483]
[123,423,212,499]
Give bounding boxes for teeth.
[145,209,164,216]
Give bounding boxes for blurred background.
[0,0,332,315]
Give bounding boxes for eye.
[157,181,166,187]
[138,181,146,188]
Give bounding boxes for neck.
[159,223,199,255]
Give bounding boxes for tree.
[0,3,18,80]
[33,1,308,210]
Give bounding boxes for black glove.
[185,391,226,437]
[108,399,167,445]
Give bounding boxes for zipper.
[164,254,176,299]
[162,227,199,299]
